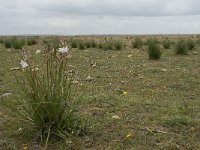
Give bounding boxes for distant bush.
[91,41,97,48]
[186,39,195,50]
[98,43,103,49]
[163,39,171,49]
[114,41,122,50]
[27,39,37,46]
[175,39,188,55]
[12,39,24,49]
[4,39,12,48]
[132,38,143,49]
[85,42,91,48]
[147,39,161,60]
[78,41,85,50]
[71,40,78,48]
[0,38,4,43]
[103,42,113,51]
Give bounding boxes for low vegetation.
[1,35,200,150]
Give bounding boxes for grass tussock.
[15,40,86,144]
[147,39,161,60]
[175,39,188,55]
[132,38,143,49]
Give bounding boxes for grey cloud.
[0,0,200,35]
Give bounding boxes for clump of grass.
[98,43,103,49]
[0,38,4,43]
[12,39,25,49]
[186,39,195,50]
[91,41,97,48]
[71,40,78,48]
[27,39,37,46]
[4,39,12,48]
[16,41,86,144]
[147,39,161,60]
[85,41,91,48]
[175,39,188,55]
[163,39,171,49]
[132,38,143,49]
[103,42,113,51]
[114,41,122,50]
[78,41,85,50]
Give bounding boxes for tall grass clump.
[16,40,86,144]
[12,39,25,49]
[163,39,171,49]
[186,39,195,50]
[71,40,77,48]
[27,39,37,46]
[132,38,143,49]
[0,38,4,43]
[4,39,12,48]
[98,43,103,49]
[147,39,161,60]
[175,39,188,55]
[103,42,113,51]
[91,41,97,48]
[114,41,122,50]
[85,41,91,48]
[78,41,85,50]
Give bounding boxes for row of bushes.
[1,38,38,49]
[147,38,196,60]
[70,40,123,51]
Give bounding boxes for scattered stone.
[112,115,120,120]
[161,69,167,72]
[86,76,93,82]
[90,62,97,68]
[128,55,132,58]
[35,50,41,55]
[0,93,12,98]
[10,67,20,71]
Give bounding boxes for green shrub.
[16,44,86,143]
[163,39,171,49]
[132,38,143,49]
[78,41,85,50]
[175,39,188,55]
[0,38,4,43]
[4,39,12,48]
[114,41,122,50]
[103,42,113,51]
[85,42,91,48]
[98,43,103,49]
[186,39,195,50]
[147,39,161,60]
[27,39,37,46]
[71,40,77,48]
[91,41,97,48]
[12,39,25,49]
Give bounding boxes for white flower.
[20,60,29,69]
[58,47,69,54]
[35,50,41,55]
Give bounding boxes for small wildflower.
[35,50,41,55]
[112,115,120,120]
[18,127,22,132]
[86,75,93,82]
[126,133,132,139]
[123,91,128,95]
[23,144,27,150]
[20,60,29,69]
[58,47,69,54]
[190,127,195,132]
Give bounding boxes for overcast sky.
[1,0,200,35]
